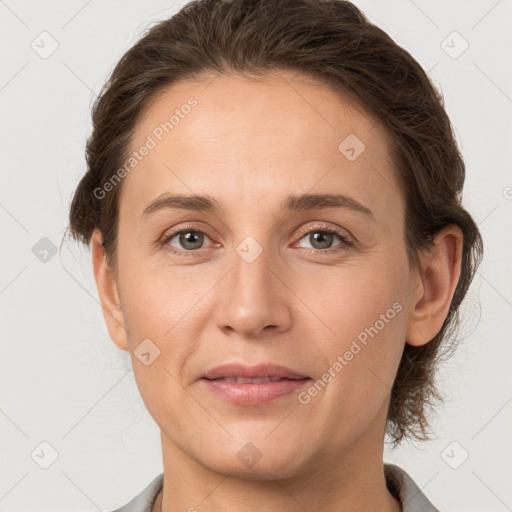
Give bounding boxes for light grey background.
[1,1,511,510]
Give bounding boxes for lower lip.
[200,378,310,405]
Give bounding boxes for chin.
[197,439,308,481]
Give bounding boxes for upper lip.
[202,363,309,380]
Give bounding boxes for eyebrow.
[140,192,374,220]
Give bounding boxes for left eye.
[296,229,347,251]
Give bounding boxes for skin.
[91,70,462,512]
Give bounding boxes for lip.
[202,362,309,380]
[200,363,311,405]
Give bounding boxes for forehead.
[121,71,402,222]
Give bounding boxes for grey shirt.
[108,463,440,512]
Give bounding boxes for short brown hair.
[67,0,483,447]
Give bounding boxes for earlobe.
[406,225,463,347]
[91,228,129,351]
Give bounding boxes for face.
[103,71,419,478]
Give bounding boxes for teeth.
[217,376,283,383]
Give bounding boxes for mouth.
[201,362,309,381]
[199,363,311,405]
[205,376,301,383]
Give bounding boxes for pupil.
[311,232,332,249]
[181,231,203,250]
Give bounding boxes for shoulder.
[106,473,164,512]
[384,463,441,512]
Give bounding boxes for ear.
[406,225,463,347]
[91,228,129,351]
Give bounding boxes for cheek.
[297,252,408,343]
[118,260,208,401]
[121,272,195,417]
[296,254,408,409]
[118,252,198,339]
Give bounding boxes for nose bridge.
[214,232,291,336]
[233,234,271,298]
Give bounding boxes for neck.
[156,403,401,512]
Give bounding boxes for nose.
[213,239,293,339]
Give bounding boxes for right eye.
[162,227,216,254]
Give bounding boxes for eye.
[161,225,216,255]
[295,224,352,253]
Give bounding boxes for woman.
[67,0,483,510]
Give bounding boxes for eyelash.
[160,223,353,257]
